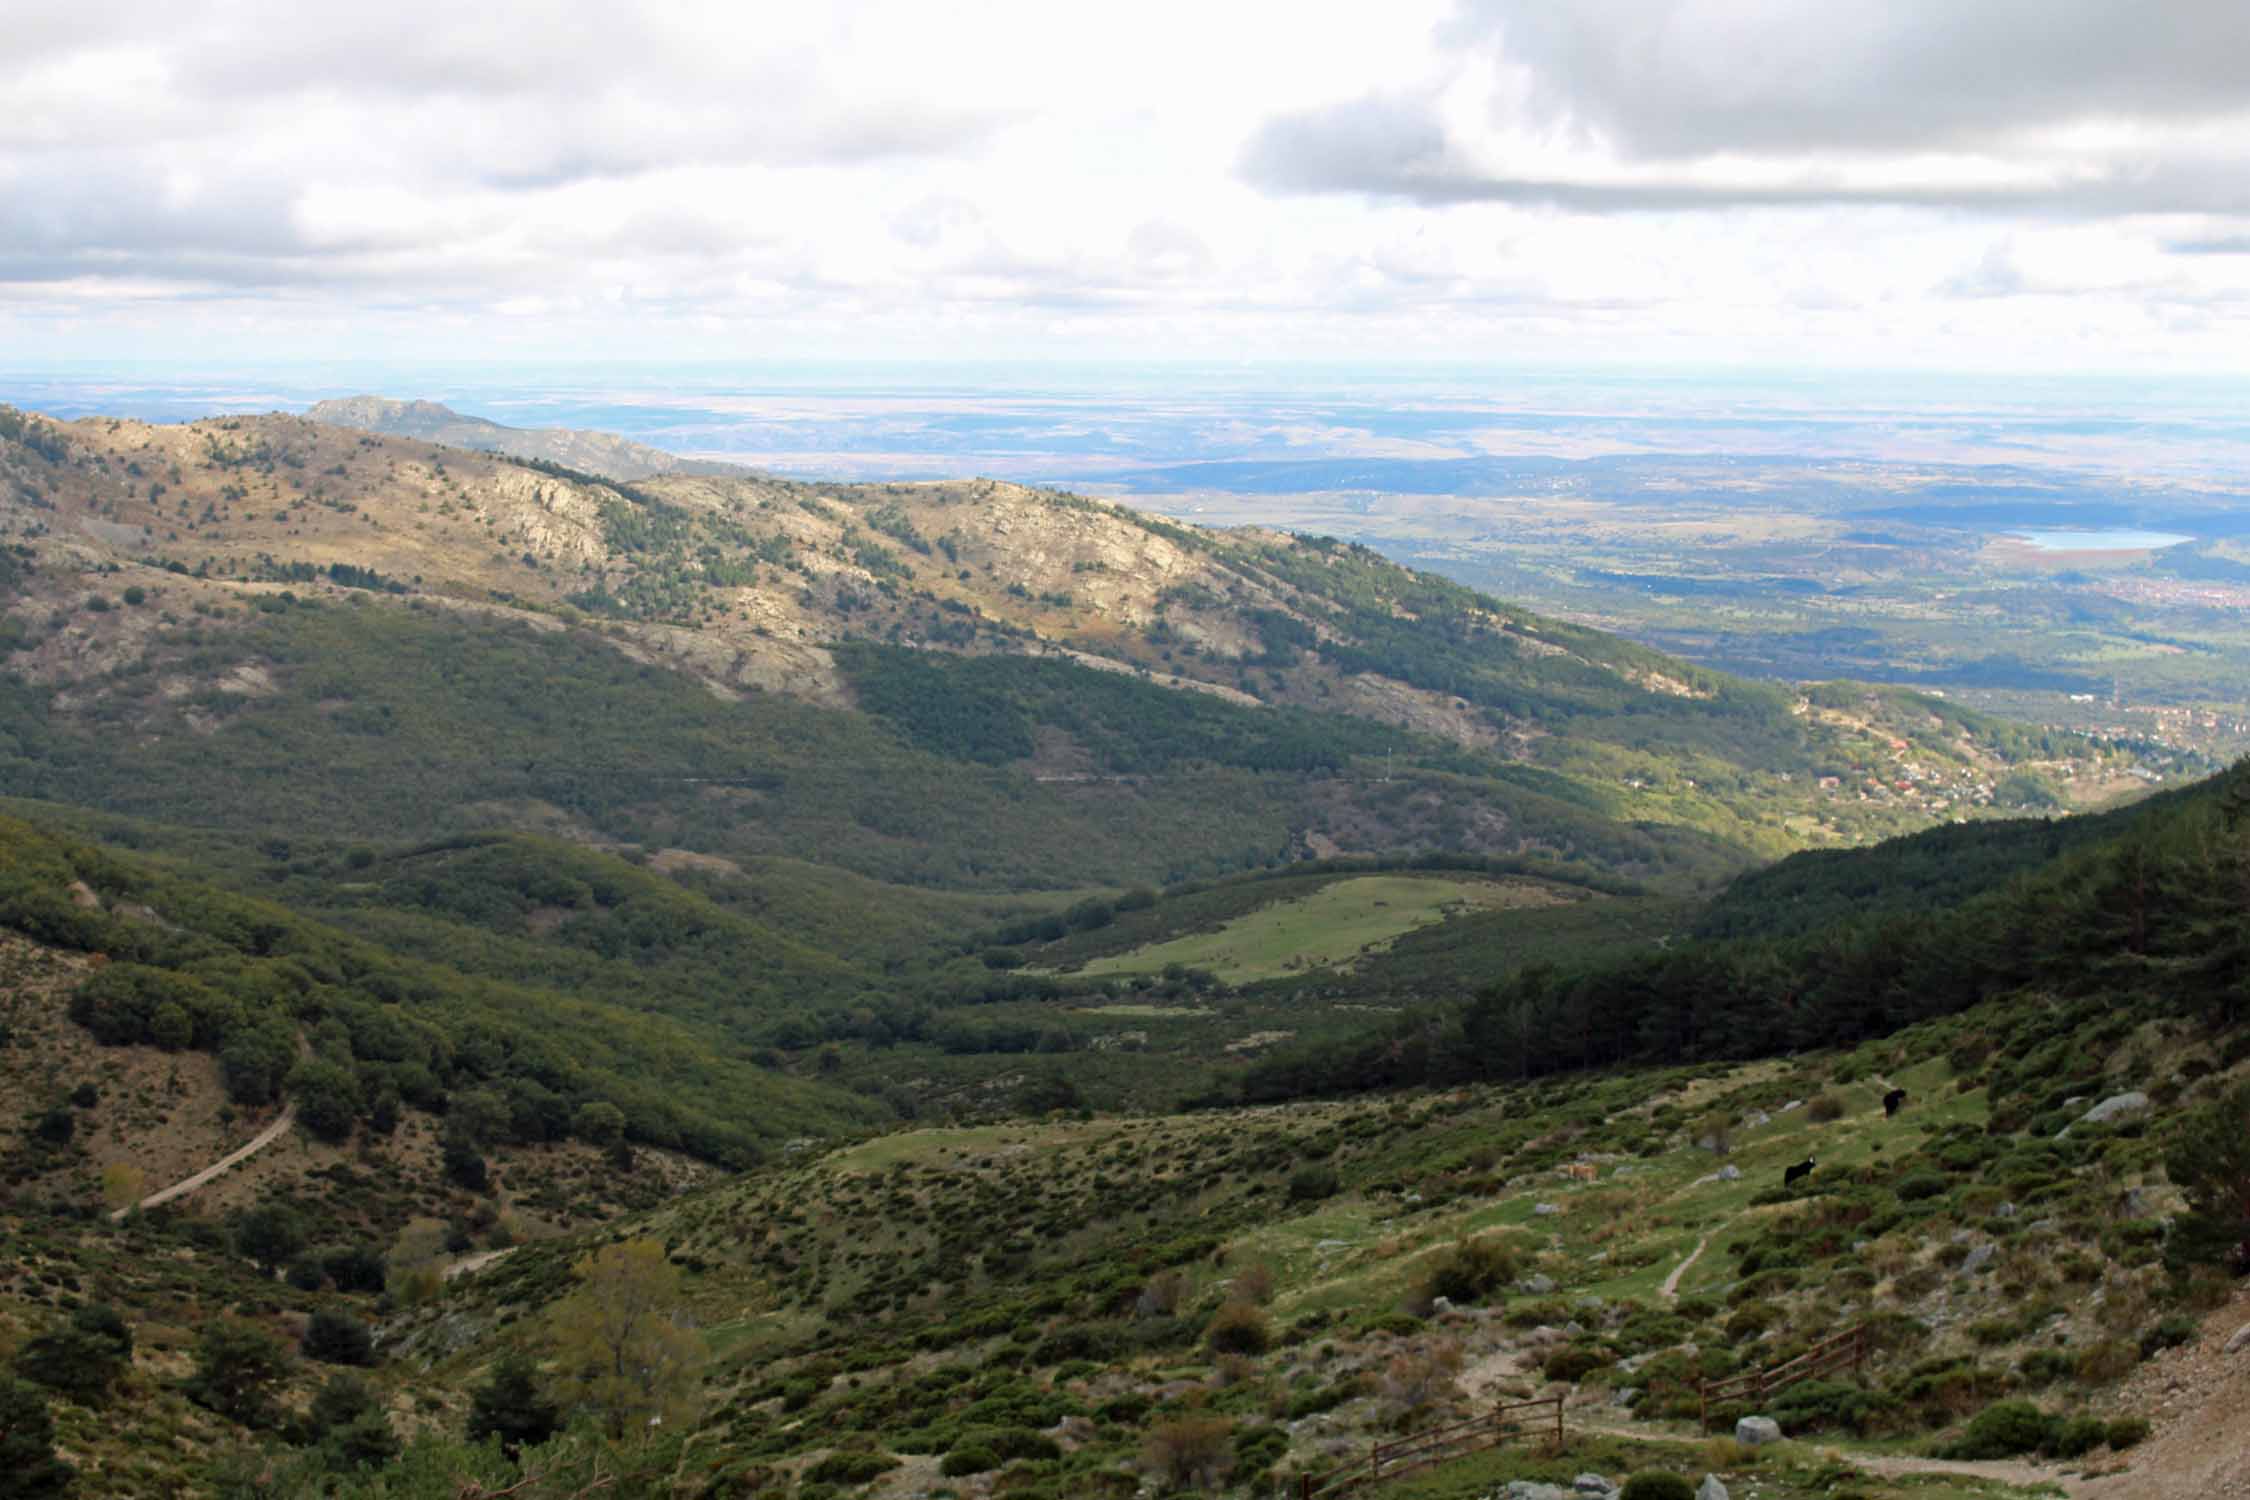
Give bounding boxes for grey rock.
[2225,1323,2250,1356]
[1611,1385,1642,1408]
[1563,1320,1587,1338]
[1522,1273,1558,1295]
[1698,1477,1730,1500]
[1533,1203,1561,1217]
[1504,1484,1575,1500]
[1735,1415,1782,1447]
[1573,1474,1616,1496]
[2030,1218,2058,1233]
[1742,1110,1771,1128]
[1716,1164,1742,1182]
[1962,1244,1996,1275]
[2079,1091,2150,1127]
[1431,1296,1454,1315]
[1951,1228,1974,1243]
[1778,1099,1803,1113]
[1996,1201,2018,1219]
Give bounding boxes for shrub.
[2106,1416,2151,1450]
[1541,1345,1610,1383]
[1943,1399,2054,1459]
[1204,1301,1271,1356]
[805,1451,899,1485]
[1415,1236,1518,1307]
[2138,1315,2197,1360]
[302,1309,375,1367]
[1895,1171,1949,1202]
[940,1444,999,1477]
[1141,1416,1231,1491]
[1620,1473,1696,1500]
[1287,1165,1340,1203]
[2048,1415,2110,1458]
[2074,1339,2138,1384]
[1807,1092,1847,1123]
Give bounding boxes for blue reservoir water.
[2006,528,2194,553]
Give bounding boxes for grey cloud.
[1463,1,2250,159]
[1243,2,2250,216]
[2167,235,2250,255]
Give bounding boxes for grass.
[1067,875,1570,984]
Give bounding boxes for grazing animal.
[1883,1088,1908,1118]
[1783,1157,1817,1188]
[1561,1163,1598,1183]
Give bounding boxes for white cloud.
[2,0,2248,369]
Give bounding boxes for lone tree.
[185,1321,292,1428]
[547,1238,706,1437]
[467,1352,561,1456]
[235,1203,308,1276]
[2166,1081,2250,1273]
[13,1304,133,1406]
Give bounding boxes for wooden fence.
[1298,1395,1565,1498]
[1698,1323,1867,1430]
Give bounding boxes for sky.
[8,1,2250,372]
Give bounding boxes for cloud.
[1241,2,2250,216]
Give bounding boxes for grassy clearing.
[1069,874,1571,983]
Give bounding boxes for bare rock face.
[2225,1322,2250,1356]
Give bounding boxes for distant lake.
[2003,528,2194,553]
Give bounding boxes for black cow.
[1783,1157,1817,1188]
[1883,1088,1908,1118]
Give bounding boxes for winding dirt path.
[1658,1235,1709,1301]
[443,1246,518,1282]
[111,1102,297,1221]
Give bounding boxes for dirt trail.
[111,1102,296,1221]
[1658,1235,1709,1301]
[443,1247,518,1282]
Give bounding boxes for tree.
[286,1060,361,1143]
[306,1374,399,1472]
[302,1308,375,1367]
[13,1305,132,1406]
[547,1238,706,1437]
[235,1204,307,1276]
[218,1024,294,1106]
[467,1352,561,1456]
[0,1376,73,1496]
[185,1321,291,1427]
[2166,1082,2250,1273]
[572,1100,626,1148]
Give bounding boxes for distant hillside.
[0,404,2147,906]
[304,396,755,481]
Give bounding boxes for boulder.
[1716,1164,1742,1181]
[1522,1273,1559,1295]
[1698,1477,1730,1500]
[1735,1415,1782,1447]
[1996,1201,2018,1219]
[1534,1203,1561,1217]
[2225,1323,2250,1356]
[1741,1110,1771,1128]
[1961,1244,1996,1275]
[1611,1385,1642,1408]
[1504,1483,1575,1500]
[1431,1296,1454,1315]
[2076,1092,2151,1129]
[1573,1475,1616,1496]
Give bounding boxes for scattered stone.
[1572,1474,1615,1496]
[2225,1323,2250,1356]
[1697,1477,1730,1500]
[1503,1483,1574,1500]
[1962,1244,1996,1275]
[1611,1386,1641,1408]
[1742,1110,1771,1127]
[1951,1228,1974,1244]
[1533,1203,1561,1217]
[1522,1273,1558,1295]
[1996,1201,2018,1219]
[1778,1099,1803,1113]
[1431,1296,1454,1315]
[1716,1164,1742,1181]
[1563,1321,1587,1338]
[1735,1415,1782,1447]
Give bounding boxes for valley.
[0,401,2243,1500]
